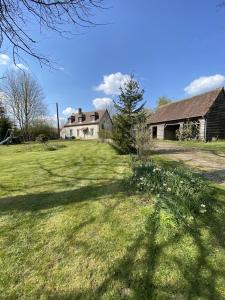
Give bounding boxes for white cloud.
[184,74,225,96]
[95,72,130,95]
[92,97,113,109]
[12,63,29,71]
[62,107,77,116]
[0,54,10,65]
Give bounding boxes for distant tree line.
[0,70,58,143]
[0,101,12,141]
[156,96,172,108]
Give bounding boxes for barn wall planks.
[206,91,225,140]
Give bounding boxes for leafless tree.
[135,118,154,163]
[0,0,104,66]
[2,71,45,140]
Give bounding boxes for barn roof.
[149,88,224,124]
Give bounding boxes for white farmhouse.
[60,108,113,139]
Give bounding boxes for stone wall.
[149,124,165,139]
[157,124,165,139]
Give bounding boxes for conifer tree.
[0,101,12,141]
[113,76,146,154]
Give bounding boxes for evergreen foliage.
[112,76,146,154]
[0,102,12,141]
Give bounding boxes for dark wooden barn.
[148,87,225,141]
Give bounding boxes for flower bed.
[130,160,210,221]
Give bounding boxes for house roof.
[149,88,224,124]
[64,109,107,127]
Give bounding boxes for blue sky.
[1,0,225,121]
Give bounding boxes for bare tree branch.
[0,0,105,66]
[1,70,46,140]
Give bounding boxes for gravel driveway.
[154,142,225,185]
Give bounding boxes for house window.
[78,117,82,123]
[70,129,73,137]
[77,129,79,136]
[90,128,95,136]
[91,115,95,122]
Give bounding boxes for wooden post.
[56,102,60,139]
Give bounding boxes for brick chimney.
[78,108,82,115]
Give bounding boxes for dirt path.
[154,142,225,185]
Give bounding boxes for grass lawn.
[0,140,225,299]
[160,139,225,152]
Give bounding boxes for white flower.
[167,188,172,192]
[163,183,167,186]
[180,181,184,184]
[200,204,206,208]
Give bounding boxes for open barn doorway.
[152,126,157,139]
[164,124,180,140]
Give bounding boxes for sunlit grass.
[161,139,225,152]
[0,140,224,299]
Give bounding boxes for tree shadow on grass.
[50,188,225,299]
[37,160,126,180]
[202,169,225,184]
[0,158,129,196]
[1,180,225,299]
[42,190,225,300]
[0,180,125,214]
[153,147,194,155]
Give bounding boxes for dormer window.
[78,116,83,123]
[71,116,75,123]
[91,112,99,122]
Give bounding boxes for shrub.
[36,134,48,144]
[0,117,12,141]
[135,121,154,163]
[129,159,210,222]
[29,119,58,141]
[176,121,200,141]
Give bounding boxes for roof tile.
[149,88,223,124]
[64,110,106,126]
